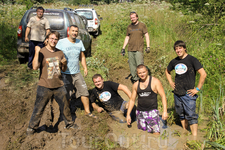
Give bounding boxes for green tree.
[168,0,225,22]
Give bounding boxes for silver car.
[75,8,102,36]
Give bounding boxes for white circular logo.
[99,91,111,102]
[175,63,187,75]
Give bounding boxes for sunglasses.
[130,11,136,14]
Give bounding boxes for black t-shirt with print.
[90,81,124,112]
[167,54,203,96]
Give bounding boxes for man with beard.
[127,64,168,134]
[25,6,50,69]
[56,25,96,119]
[27,31,78,135]
[122,12,150,83]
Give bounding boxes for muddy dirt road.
[0,37,206,150]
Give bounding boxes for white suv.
[75,8,102,36]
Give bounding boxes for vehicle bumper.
[17,40,29,58]
[88,27,98,32]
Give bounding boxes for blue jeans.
[174,93,198,125]
[28,86,73,129]
[28,41,44,69]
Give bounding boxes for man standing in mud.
[90,74,136,123]
[27,31,78,135]
[127,65,168,134]
[122,12,150,83]
[56,25,95,119]
[165,40,207,136]
[25,6,50,69]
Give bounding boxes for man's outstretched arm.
[118,84,131,99]
[32,46,41,70]
[165,69,175,90]
[79,51,88,77]
[92,102,104,113]
[144,32,150,48]
[25,27,31,42]
[122,36,129,49]
[126,82,138,125]
[154,77,168,120]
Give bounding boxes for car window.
[77,16,85,30]
[76,10,93,20]
[73,15,82,29]
[67,13,73,26]
[68,12,76,24]
[95,11,99,19]
[27,10,64,30]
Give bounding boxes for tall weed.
[0,4,26,65]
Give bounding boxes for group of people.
[26,7,95,135]
[26,7,207,137]
[122,11,206,136]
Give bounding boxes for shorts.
[62,73,89,100]
[174,93,198,125]
[136,109,160,133]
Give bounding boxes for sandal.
[86,113,98,119]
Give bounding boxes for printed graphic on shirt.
[46,57,61,79]
[175,63,187,75]
[139,92,151,97]
[130,29,141,32]
[99,91,111,102]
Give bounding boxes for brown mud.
[0,39,207,150]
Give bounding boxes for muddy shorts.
[136,109,160,133]
[174,93,198,125]
[62,73,89,100]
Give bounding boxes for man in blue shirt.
[56,25,96,119]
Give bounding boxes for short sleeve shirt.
[56,38,85,75]
[27,16,50,42]
[167,54,203,95]
[38,47,65,88]
[126,22,148,52]
[90,81,124,112]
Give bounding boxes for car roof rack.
[78,4,93,8]
[64,8,73,11]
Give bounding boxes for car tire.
[18,53,28,64]
[18,58,27,64]
[94,26,100,36]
